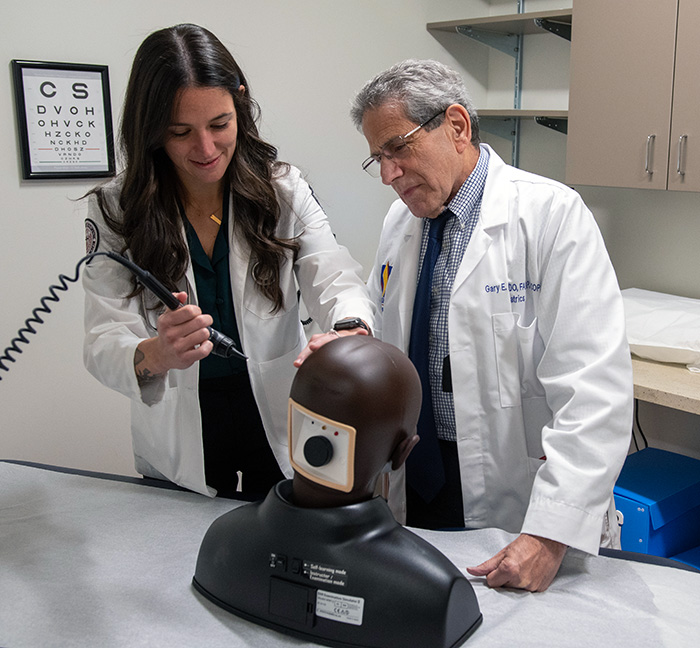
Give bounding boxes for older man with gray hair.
[349,59,632,592]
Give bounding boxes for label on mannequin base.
[315,590,364,626]
[304,560,348,587]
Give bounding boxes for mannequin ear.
[389,434,420,470]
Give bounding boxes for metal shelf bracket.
[480,117,518,141]
[534,116,568,134]
[455,26,520,57]
[455,25,524,112]
[479,117,522,167]
[534,18,572,41]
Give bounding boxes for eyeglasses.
[361,110,444,178]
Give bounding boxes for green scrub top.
[184,192,247,379]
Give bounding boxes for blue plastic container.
[613,448,700,559]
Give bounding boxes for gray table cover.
[1,462,698,647]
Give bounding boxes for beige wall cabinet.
[566,0,700,192]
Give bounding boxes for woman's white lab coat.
[368,146,632,554]
[83,166,375,497]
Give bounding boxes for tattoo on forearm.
[134,347,163,385]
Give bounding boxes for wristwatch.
[332,317,371,333]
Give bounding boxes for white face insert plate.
[288,399,356,492]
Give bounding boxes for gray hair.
[350,59,480,144]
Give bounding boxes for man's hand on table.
[467,533,567,592]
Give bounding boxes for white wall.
[2,0,699,474]
[0,0,490,475]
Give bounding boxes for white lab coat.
[368,146,632,554]
[83,166,375,497]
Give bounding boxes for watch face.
[334,318,366,331]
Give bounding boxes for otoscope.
[0,251,246,381]
[102,251,247,360]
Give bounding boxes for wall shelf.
[478,109,567,118]
[427,9,572,37]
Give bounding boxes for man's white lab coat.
[368,146,632,554]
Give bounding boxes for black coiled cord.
[0,253,108,380]
[1,250,250,381]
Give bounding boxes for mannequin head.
[289,336,421,507]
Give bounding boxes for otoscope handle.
[105,252,247,360]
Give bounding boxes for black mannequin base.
[193,480,481,648]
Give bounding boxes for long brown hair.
[91,23,298,312]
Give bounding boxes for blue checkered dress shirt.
[415,145,490,441]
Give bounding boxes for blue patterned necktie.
[407,210,450,502]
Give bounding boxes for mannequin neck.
[291,474,378,508]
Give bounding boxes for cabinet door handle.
[645,135,655,175]
[677,134,688,176]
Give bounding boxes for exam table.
[1,461,698,647]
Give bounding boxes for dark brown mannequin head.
[289,336,421,507]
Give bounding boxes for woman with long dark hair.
[83,24,373,499]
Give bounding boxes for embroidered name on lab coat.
[484,280,541,303]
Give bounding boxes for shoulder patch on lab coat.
[85,218,99,254]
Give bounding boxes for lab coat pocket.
[243,291,301,361]
[492,313,540,408]
[243,279,295,321]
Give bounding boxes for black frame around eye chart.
[11,59,116,180]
